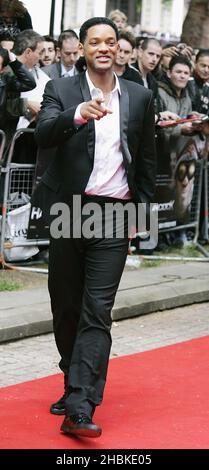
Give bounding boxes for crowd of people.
[1,1,209,440]
[0,3,208,243]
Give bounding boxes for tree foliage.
[181,0,209,48]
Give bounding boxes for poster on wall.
[154,126,203,230]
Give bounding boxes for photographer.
[0,45,35,131]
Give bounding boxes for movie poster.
[155,127,203,230]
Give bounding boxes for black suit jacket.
[42,62,62,79]
[34,72,156,217]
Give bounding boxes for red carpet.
[1,335,209,449]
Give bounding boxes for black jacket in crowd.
[0,59,35,127]
[120,64,144,85]
[132,61,159,111]
[188,74,209,115]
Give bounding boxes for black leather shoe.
[60,413,102,438]
[50,375,68,415]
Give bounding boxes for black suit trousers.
[48,198,129,417]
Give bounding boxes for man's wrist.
[155,112,162,124]
[74,103,87,125]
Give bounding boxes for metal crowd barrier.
[133,124,209,261]
[158,158,209,258]
[206,160,209,241]
[138,157,209,261]
[159,158,203,236]
[0,129,6,164]
[0,129,49,269]
[1,127,209,268]
[201,158,209,243]
[0,129,6,266]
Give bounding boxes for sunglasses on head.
[176,161,196,182]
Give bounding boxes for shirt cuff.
[74,103,87,125]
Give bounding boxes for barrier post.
[0,129,49,270]
[0,129,6,267]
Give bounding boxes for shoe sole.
[60,424,102,438]
[50,407,66,415]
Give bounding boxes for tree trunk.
[181,0,209,48]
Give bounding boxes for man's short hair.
[43,35,57,48]
[58,30,78,49]
[169,55,192,71]
[13,29,44,55]
[140,37,161,51]
[79,17,119,44]
[118,30,135,49]
[196,48,209,62]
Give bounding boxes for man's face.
[26,41,44,68]
[80,24,118,73]
[59,38,79,69]
[167,63,191,91]
[115,38,132,67]
[195,55,209,82]
[138,42,162,73]
[40,40,56,66]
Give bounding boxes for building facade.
[62,0,106,31]
[141,0,190,37]
[23,0,190,39]
[60,0,190,38]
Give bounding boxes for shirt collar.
[85,70,121,97]
[61,63,75,77]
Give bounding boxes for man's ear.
[167,69,171,79]
[79,42,84,57]
[25,47,32,56]
[137,47,143,59]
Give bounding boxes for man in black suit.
[34,17,156,439]
[113,30,143,85]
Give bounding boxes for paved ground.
[1,301,209,387]
[1,261,209,343]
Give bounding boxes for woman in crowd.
[0,0,32,37]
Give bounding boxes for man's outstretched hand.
[80,98,112,121]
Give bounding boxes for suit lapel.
[119,79,132,166]
[78,74,132,166]
[57,62,62,78]
[79,73,95,162]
